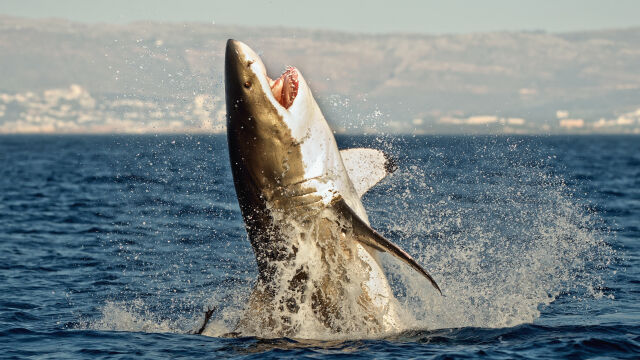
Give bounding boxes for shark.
[216,39,441,338]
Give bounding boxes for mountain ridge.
[1,15,639,134]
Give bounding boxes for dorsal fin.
[331,197,442,295]
[340,148,397,197]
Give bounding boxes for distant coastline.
[1,15,639,135]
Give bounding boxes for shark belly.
[235,185,401,337]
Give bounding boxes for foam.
[86,137,615,339]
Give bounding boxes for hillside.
[1,16,639,134]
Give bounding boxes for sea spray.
[88,135,615,338]
[374,136,615,330]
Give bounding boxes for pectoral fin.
[332,198,442,295]
[340,148,397,197]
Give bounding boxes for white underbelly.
[356,243,401,332]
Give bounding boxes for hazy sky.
[1,0,639,34]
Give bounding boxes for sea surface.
[0,134,638,359]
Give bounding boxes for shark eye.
[244,81,251,88]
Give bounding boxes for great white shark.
[215,39,441,338]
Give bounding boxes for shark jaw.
[269,66,299,109]
[227,39,300,110]
[226,39,320,146]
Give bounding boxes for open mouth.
[268,66,299,109]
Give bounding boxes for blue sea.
[1,134,638,359]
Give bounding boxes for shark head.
[225,39,346,204]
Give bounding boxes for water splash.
[87,135,615,338]
[85,300,182,333]
[373,136,615,330]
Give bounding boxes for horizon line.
[2,14,640,37]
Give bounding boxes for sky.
[1,0,639,34]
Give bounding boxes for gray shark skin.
[223,39,440,338]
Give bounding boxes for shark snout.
[226,39,264,73]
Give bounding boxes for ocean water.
[0,134,638,358]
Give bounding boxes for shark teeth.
[269,66,299,109]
